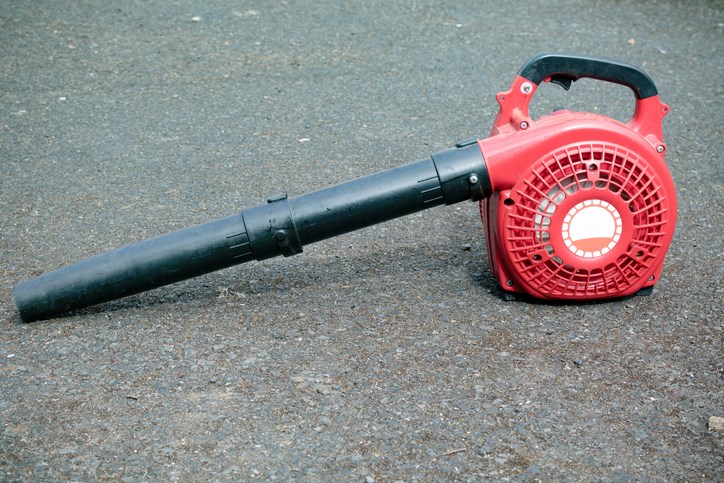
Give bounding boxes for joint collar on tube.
[431,143,491,204]
[243,194,303,260]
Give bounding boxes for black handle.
[519,52,658,99]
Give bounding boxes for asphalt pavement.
[1,0,723,480]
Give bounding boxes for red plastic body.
[479,75,676,300]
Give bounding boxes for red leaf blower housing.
[13,53,677,321]
[481,53,675,300]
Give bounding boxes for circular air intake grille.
[501,142,672,298]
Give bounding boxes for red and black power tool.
[13,53,677,321]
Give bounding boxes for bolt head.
[519,121,528,130]
[520,82,533,94]
[468,174,479,185]
[656,145,665,153]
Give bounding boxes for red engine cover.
[479,75,676,300]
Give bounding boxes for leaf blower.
[13,53,677,322]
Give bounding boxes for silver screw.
[519,121,528,130]
[520,82,533,94]
[506,279,514,287]
[656,145,665,153]
[468,174,479,185]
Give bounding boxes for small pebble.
[477,445,492,455]
[709,416,724,431]
[316,385,332,396]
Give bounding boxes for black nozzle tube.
[13,143,489,321]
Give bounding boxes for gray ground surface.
[2,0,723,480]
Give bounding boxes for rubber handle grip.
[518,52,658,99]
